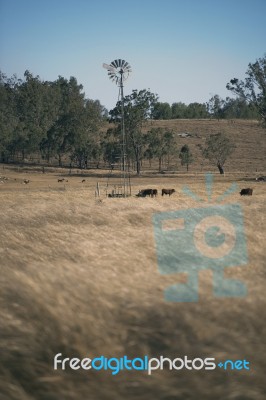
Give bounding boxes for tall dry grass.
[0,170,266,399]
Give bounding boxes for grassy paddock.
[0,161,266,399]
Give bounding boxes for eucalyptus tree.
[109,89,158,174]
[203,132,235,174]
[41,76,85,165]
[206,95,225,120]
[185,103,209,119]
[145,127,176,171]
[222,97,258,119]
[13,70,59,159]
[152,102,172,119]
[0,72,20,161]
[171,102,187,119]
[226,54,266,127]
[179,144,194,171]
[70,99,105,169]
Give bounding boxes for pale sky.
[1,0,265,111]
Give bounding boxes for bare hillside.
[139,119,266,174]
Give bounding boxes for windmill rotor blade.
[122,61,131,73]
[122,66,130,74]
[112,59,119,68]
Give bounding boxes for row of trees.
[0,71,107,167]
[152,96,259,120]
[0,55,265,174]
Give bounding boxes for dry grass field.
[0,119,266,400]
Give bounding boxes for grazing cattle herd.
[136,188,176,197]
[136,187,256,198]
[0,174,262,199]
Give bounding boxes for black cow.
[136,189,157,198]
[256,176,265,182]
[162,188,175,196]
[240,188,253,196]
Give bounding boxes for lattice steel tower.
[103,59,132,197]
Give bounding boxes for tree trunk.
[135,147,141,175]
[217,163,224,174]
[159,157,162,172]
[136,159,141,175]
[1,152,7,163]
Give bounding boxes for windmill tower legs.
[119,77,131,197]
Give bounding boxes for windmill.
[103,59,132,197]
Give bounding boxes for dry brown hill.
[140,119,266,174]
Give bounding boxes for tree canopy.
[179,144,193,171]
[109,89,158,174]
[144,127,176,172]
[202,132,235,174]
[0,71,106,165]
[226,54,266,126]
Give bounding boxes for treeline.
[152,95,259,120]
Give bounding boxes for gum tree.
[144,127,176,171]
[109,89,158,174]
[202,132,235,174]
[179,144,193,171]
[226,54,266,127]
